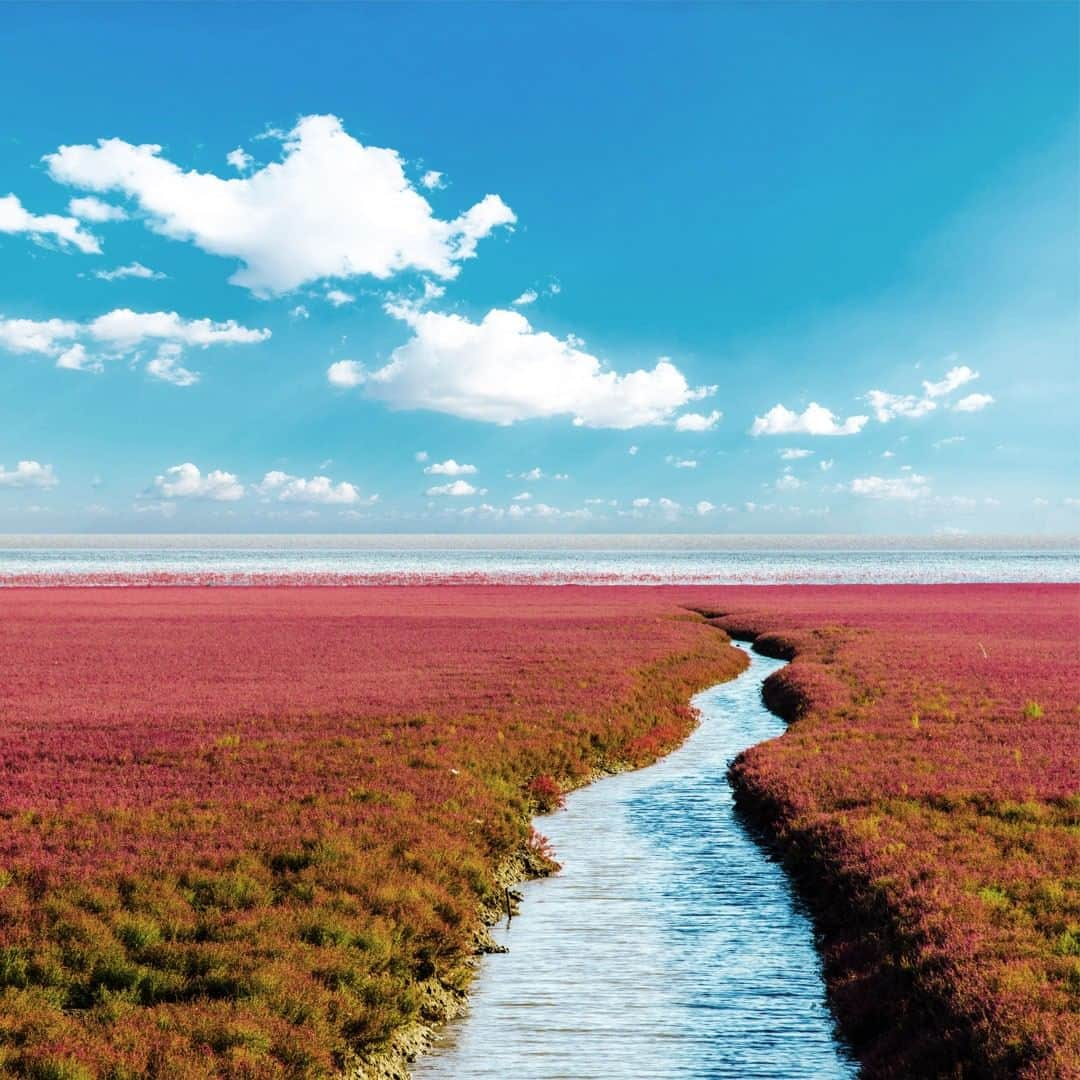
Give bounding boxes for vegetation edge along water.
[358,618,751,1080]
[700,586,1079,1080]
[0,588,747,1079]
[2,585,1074,1078]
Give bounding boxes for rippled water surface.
[415,644,857,1079]
[1,534,1077,584]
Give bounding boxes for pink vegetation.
[0,584,1075,1078]
[701,584,1079,1078]
[0,586,743,1078]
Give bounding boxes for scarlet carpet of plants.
[1,584,1076,1079]
[700,584,1079,1079]
[0,586,746,1079]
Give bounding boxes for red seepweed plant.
[700,584,1079,1079]
[0,585,743,1078]
[0,583,1075,1078]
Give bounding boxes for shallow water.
[414,643,857,1079]
[1,535,1077,584]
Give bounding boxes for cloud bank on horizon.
[0,2,1075,533]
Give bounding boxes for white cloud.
[632,497,651,508]
[327,359,364,387]
[68,195,128,223]
[345,305,711,428]
[512,280,561,307]
[933,436,966,448]
[863,364,985,425]
[665,456,697,469]
[952,392,994,412]
[424,458,477,476]
[512,491,532,501]
[864,389,936,422]
[527,502,591,520]
[290,304,310,320]
[1032,497,1049,507]
[325,288,354,307]
[923,364,978,398]
[628,445,638,456]
[779,448,813,460]
[0,316,81,354]
[819,459,834,471]
[420,170,444,190]
[152,463,244,501]
[95,309,267,383]
[882,450,896,458]
[45,114,516,295]
[776,473,802,491]
[519,467,543,481]
[146,343,199,386]
[255,470,369,505]
[94,262,166,282]
[226,147,253,173]
[751,402,868,437]
[413,450,429,462]
[0,193,100,254]
[0,308,268,385]
[0,460,58,488]
[134,499,177,518]
[56,343,96,372]
[86,308,269,349]
[850,473,930,500]
[674,409,721,432]
[426,479,485,496]
[456,503,505,520]
[696,500,716,516]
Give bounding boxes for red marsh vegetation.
[700,584,1079,1079]
[0,586,745,1079]
[0,584,1075,1079]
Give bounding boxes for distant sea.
[1,535,1077,585]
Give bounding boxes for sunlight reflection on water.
[1,537,1076,584]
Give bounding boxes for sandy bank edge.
[349,620,749,1079]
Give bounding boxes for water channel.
[415,642,857,1078]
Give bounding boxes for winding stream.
[414,642,857,1078]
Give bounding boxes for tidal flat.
[0,584,1075,1078]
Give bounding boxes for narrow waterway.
[415,642,856,1078]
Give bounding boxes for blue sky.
[1,2,1076,534]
